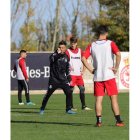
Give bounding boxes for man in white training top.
[65,37,92,111]
[82,25,124,127]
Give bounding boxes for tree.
[11,0,26,51]
[11,0,129,52]
[19,0,39,51]
[52,0,61,51]
[91,0,129,51]
[20,21,38,51]
[71,0,81,37]
[11,42,17,51]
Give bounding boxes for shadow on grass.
[11,107,39,110]
[11,108,63,110]
[11,110,39,114]
[11,108,66,114]
[11,120,93,127]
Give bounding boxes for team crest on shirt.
[120,57,129,88]
[65,58,67,62]
[49,85,52,89]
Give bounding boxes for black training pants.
[18,80,30,103]
[40,83,72,112]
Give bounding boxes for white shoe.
[19,102,24,105]
[71,108,77,111]
[82,107,92,111]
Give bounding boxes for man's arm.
[19,59,29,80]
[81,65,86,75]
[110,41,121,74]
[65,57,71,82]
[80,49,86,75]
[82,56,95,74]
[110,52,121,74]
[50,51,63,63]
[82,44,95,74]
[115,52,121,69]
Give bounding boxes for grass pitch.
[11,93,129,140]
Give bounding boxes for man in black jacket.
[40,40,76,114]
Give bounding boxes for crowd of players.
[14,25,124,127]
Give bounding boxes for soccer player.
[82,25,124,127]
[65,37,92,111]
[14,50,35,105]
[40,40,76,115]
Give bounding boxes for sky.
[11,0,99,47]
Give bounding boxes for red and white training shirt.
[65,47,84,76]
[83,40,119,81]
[14,57,28,80]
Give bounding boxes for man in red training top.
[14,50,35,105]
[65,37,92,111]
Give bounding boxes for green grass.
[11,93,129,140]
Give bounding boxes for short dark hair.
[20,50,27,54]
[96,25,108,35]
[59,40,67,46]
[70,36,77,43]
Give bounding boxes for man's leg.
[22,80,30,103]
[95,96,104,126]
[110,95,120,115]
[70,86,74,108]
[110,95,124,126]
[105,78,124,126]
[62,84,76,114]
[69,75,77,110]
[77,76,92,110]
[94,81,105,126]
[78,85,86,109]
[18,80,23,104]
[40,84,57,111]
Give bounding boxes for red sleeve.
[111,41,120,54]
[83,44,91,59]
[65,50,70,59]
[19,59,28,79]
